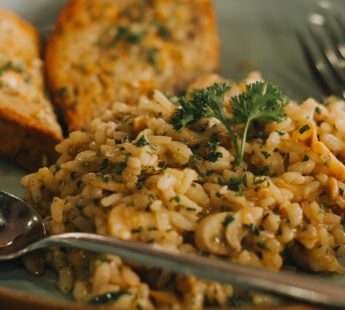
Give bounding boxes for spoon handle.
[27,232,345,308]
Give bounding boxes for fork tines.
[298,12,345,99]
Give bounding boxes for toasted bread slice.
[0,10,62,171]
[46,0,220,131]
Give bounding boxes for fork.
[297,11,345,99]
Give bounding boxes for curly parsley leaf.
[172,83,239,161]
[172,81,286,166]
[230,81,286,163]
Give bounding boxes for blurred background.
[1,0,345,100]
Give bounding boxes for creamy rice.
[22,73,345,309]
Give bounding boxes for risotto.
[22,72,345,309]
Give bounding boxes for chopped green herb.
[157,25,171,39]
[89,291,132,305]
[136,180,144,190]
[299,124,310,134]
[257,240,266,249]
[55,164,61,172]
[206,140,221,152]
[223,214,235,227]
[261,151,271,158]
[217,177,225,186]
[148,193,156,201]
[147,48,159,69]
[186,207,197,211]
[255,165,269,176]
[205,169,214,176]
[165,92,180,105]
[206,151,223,162]
[315,106,322,115]
[302,155,309,162]
[158,161,166,168]
[228,177,241,192]
[114,153,131,176]
[277,130,285,136]
[253,177,267,185]
[76,204,84,211]
[275,228,283,236]
[131,226,144,234]
[0,62,13,75]
[228,296,242,307]
[98,174,109,182]
[116,26,144,43]
[228,175,248,192]
[215,192,222,198]
[244,223,260,236]
[96,255,107,262]
[189,154,201,165]
[170,196,180,203]
[16,62,25,72]
[0,61,24,76]
[101,159,109,171]
[24,76,31,84]
[339,187,344,196]
[279,151,286,158]
[134,135,149,147]
[242,174,248,188]
[148,227,158,231]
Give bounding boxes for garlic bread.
[46,0,220,131]
[0,9,62,170]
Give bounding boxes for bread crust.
[0,9,40,46]
[0,9,62,171]
[46,0,220,131]
[0,107,60,171]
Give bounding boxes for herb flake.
[114,153,131,176]
[134,135,149,147]
[89,291,132,305]
[299,124,310,134]
[223,214,235,227]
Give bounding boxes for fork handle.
[30,232,345,308]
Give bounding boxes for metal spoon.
[1,190,345,308]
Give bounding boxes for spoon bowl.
[0,191,45,258]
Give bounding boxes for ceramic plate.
[1,0,345,309]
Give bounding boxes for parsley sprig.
[172,83,240,162]
[231,82,286,163]
[172,82,286,165]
